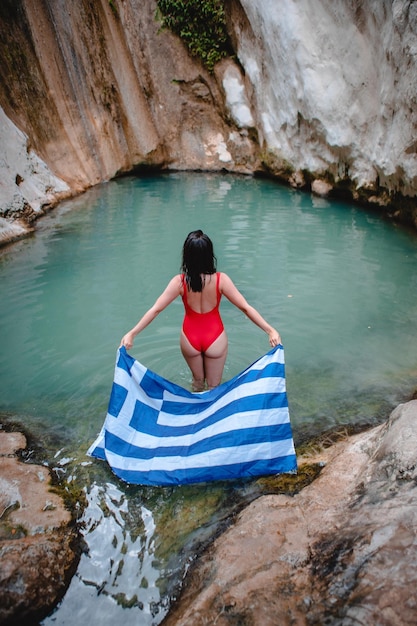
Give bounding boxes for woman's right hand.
[268,328,281,347]
[120,332,134,350]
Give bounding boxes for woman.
[120,230,281,391]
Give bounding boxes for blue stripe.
[129,392,288,435]
[161,363,286,416]
[104,422,294,459]
[108,454,297,486]
[90,445,106,460]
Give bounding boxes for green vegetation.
[256,462,323,495]
[108,0,118,17]
[49,479,86,523]
[156,0,230,71]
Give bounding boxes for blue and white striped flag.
[87,346,297,486]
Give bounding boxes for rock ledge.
[163,400,417,626]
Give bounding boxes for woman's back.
[182,272,221,314]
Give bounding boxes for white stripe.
[162,390,203,404]
[157,376,286,426]
[105,405,290,449]
[105,438,295,473]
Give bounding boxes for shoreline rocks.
[2,398,417,624]
[0,431,80,625]
[162,400,417,626]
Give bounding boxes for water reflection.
[42,445,249,626]
[44,482,168,625]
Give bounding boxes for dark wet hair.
[181,230,217,292]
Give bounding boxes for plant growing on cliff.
[156,0,230,71]
[108,0,118,17]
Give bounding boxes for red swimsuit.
[181,273,224,352]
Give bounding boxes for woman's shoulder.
[166,274,184,291]
[218,272,233,290]
[169,273,184,282]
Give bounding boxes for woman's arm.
[220,273,281,347]
[120,275,182,349]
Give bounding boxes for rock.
[162,400,417,626]
[0,217,33,246]
[289,170,306,188]
[312,178,333,197]
[2,0,417,245]
[0,107,71,244]
[0,431,80,625]
[231,0,417,201]
[0,533,79,626]
[219,61,255,129]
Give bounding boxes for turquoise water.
[1,172,417,624]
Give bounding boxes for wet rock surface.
[162,400,417,626]
[0,431,80,625]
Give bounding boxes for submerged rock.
[0,431,80,625]
[162,400,417,625]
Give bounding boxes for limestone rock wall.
[229,0,417,200]
[0,0,259,185]
[0,106,70,243]
[0,0,259,242]
[1,0,417,244]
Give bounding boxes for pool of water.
[1,172,417,624]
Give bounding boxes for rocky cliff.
[1,0,416,242]
[230,1,417,200]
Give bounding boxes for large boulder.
[162,400,417,625]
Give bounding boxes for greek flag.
[87,346,297,486]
